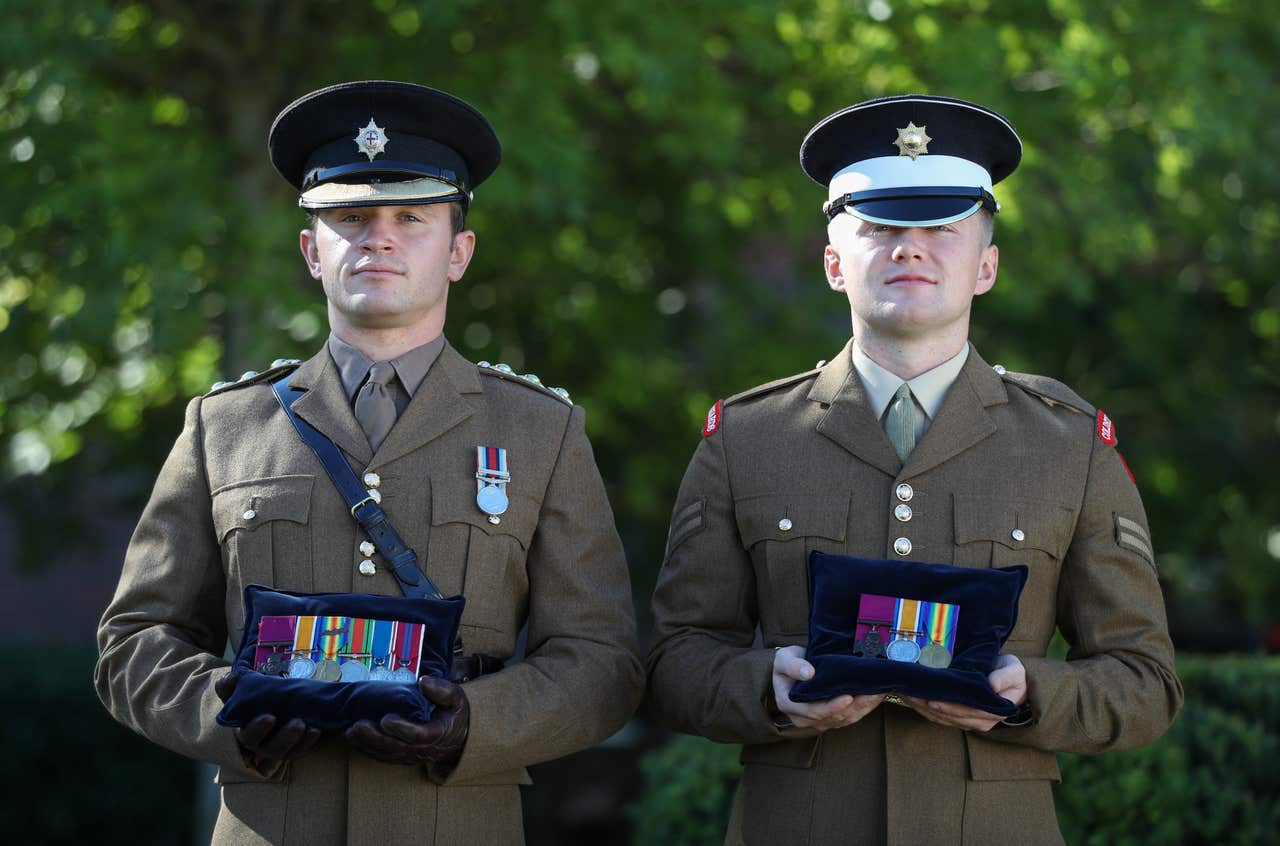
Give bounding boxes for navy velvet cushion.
[789,552,1028,717]
[216,585,465,731]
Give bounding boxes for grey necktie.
[354,361,398,451]
[885,382,917,463]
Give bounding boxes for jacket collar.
[286,340,482,469]
[809,339,1008,478]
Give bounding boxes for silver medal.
[476,483,509,516]
[886,639,922,663]
[370,666,395,682]
[288,657,316,679]
[340,661,370,682]
[392,666,417,683]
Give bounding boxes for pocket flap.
[431,492,537,550]
[953,498,1073,558]
[735,493,849,547]
[211,475,314,542]
[965,733,1062,782]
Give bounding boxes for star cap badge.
[893,121,932,160]
[354,118,389,161]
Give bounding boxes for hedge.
[631,655,1280,846]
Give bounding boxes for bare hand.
[344,676,470,767]
[901,653,1028,733]
[772,645,884,731]
[214,671,321,773]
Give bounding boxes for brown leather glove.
[344,676,470,773]
[214,671,322,776]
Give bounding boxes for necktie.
[885,382,917,463]
[354,361,398,451]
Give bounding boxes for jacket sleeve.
[442,404,644,783]
[995,435,1183,753]
[94,397,260,778]
[645,426,809,745]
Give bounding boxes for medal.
[886,638,921,663]
[313,659,342,682]
[340,661,370,682]
[475,445,510,517]
[370,656,394,682]
[289,656,316,678]
[854,626,886,658]
[392,666,417,682]
[919,642,952,668]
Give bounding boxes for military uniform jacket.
[646,341,1181,846]
[96,341,644,846]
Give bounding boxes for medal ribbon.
[893,597,922,642]
[346,617,373,665]
[293,615,319,658]
[475,445,509,491]
[370,619,395,667]
[394,621,422,671]
[926,600,958,652]
[319,615,346,662]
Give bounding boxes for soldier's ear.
[974,243,998,296]
[824,245,846,292]
[299,227,323,281]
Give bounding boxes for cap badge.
[354,118,389,161]
[894,122,931,160]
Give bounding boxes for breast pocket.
[211,475,314,633]
[953,497,1074,646]
[428,492,538,647]
[735,493,850,638]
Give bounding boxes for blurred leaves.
[0,0,1276,633]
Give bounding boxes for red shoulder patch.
[1096,410,1117,446]
[702,400,723,437]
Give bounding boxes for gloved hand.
[344,676,470,772]
[214,671,322,776]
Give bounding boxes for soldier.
[646,95,1182,844]
[95,80,643,845]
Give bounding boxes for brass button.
[242,509,257,521]
[358,560,376,576]
[894,504,912,522]
[893,537,913,556]
[779,518,793,532]
[1011,529,1026,542]
[363,472,381,488]
[896,483,914,502]
[359,540,376,557]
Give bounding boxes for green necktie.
[885,382,917,463]
[354,361,398,451]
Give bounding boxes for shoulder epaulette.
[724,365,824,407]
[476,361,572,406]
[204,359,303,397]
[998,369,1095,416]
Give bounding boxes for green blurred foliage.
[0,0,1277,633]
[631,655,1280,846]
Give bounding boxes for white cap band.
[828,154,993,201]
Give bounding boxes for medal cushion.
[789,552,1027,716]
[216,585,465,731]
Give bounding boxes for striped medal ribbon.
[475,445,510,521]
[887,597,923,662]
[288,615,319,678]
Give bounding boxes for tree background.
[1,0,1276,841]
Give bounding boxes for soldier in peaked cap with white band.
[96,80,642,846]
[647,94,1181,845]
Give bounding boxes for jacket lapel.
[286,349,374,466]
[901,346,1008,478]
[369,342,481,469]
[809,339,903,477]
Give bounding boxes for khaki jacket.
[646,341,1181,846]
[96,342,643,845]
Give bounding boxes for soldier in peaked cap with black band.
[647,94,1181,845]
[96,80,643,846]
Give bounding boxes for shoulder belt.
[999,371,1095,416]
[724,367,823,407]
[270,374,443,601]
